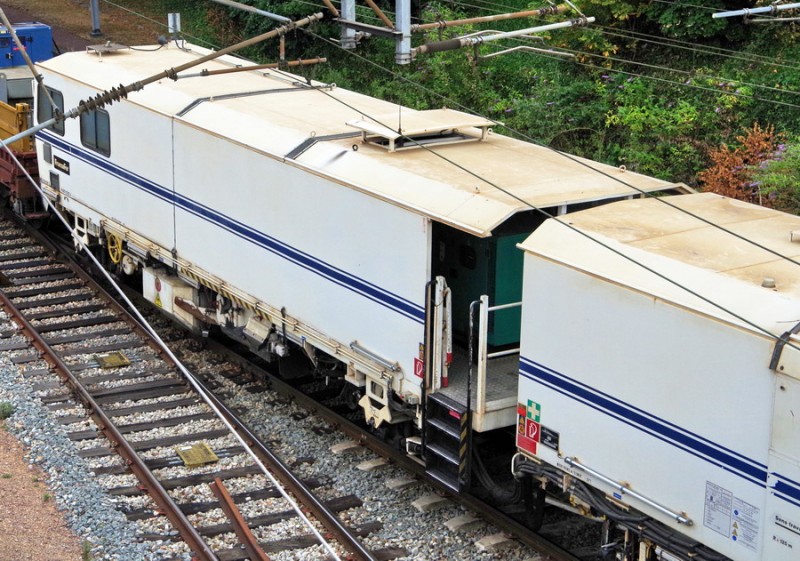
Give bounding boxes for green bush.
[0,402,14,420]
[750,142,800,215]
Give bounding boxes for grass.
[0,402,14,420]
[81,540,93,561]
[1,473,11,479]
[42,492,52,502]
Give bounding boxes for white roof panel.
[38,44,685,236]
[520,192,800,336]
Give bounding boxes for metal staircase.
[424,392,470,492]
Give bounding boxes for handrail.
[475,296,522,415]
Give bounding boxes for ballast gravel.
[1,299,550,560]
[0,319,192,561]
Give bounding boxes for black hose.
[471,447,520,504]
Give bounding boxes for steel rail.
[210,477,271,561]
[201,337,582,561]
[24,222,573,561]
[193,366,377,561]
[33,228,377,561]
[0,286,220,561]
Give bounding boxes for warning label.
[526,419,540,441]
[516,402,541,455]
[413,357,424,378]
[704,481,760,551]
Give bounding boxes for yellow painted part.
[106,233,123,264]
[175,442,219,468]
[0,101,32,152]
[95,351,131,369]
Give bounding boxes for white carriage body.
[517,193,800,560]
[33,43,680,425]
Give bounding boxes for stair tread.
[427,417,461,439]
[427,392,467,414]
[426,467,460,493]
[426,442,459,465]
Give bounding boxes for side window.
[37,85,64,135]
[80,108,110,156]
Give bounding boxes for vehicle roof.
[37,43,685,237]
[519,192,800,336]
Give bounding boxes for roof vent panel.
[346,108,495,152]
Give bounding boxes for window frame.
[36,85,64,136]
[80,107,111,157]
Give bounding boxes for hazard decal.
[413,357,424,378]
[516,401,541,455]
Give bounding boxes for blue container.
[0,22,52,68]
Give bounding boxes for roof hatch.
[346,108,495,152]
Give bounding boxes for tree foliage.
[698,123,784,205]
[749,142,800,214]
[163,0,800,213]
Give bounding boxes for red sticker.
[413,357,424,378]
[526,419,540,442]
[516,414,539,454]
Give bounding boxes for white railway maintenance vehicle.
[28,38,799,561]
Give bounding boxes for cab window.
[80,108,110,156]
[37,85,64,135]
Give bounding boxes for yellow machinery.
[0,100,43,218]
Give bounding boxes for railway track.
[0,212,601,561]
[189,332,599,561]
[112,277,601,559]
[0,217,381,561]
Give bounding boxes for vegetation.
[749,141,800,214]
[698,123,784,205]
[81,540,94,561]
[151,1,800,213]
[0,401,14,420]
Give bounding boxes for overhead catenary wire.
[271,57,800,354]
[285,19,800,272]
[329,0,800,107]
[516,39,800,108]
[264,25,800,352]
[0,10,352,561]
[0,11,324,149]
[508,38,800,109]
[593,25,800,72]
[444,0,800,71]
[85,0,800,351]
[15,3,800,352]
[242,0,800,80]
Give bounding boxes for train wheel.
[106,233,123,265]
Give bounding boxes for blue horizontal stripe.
[520,357,768,488]
[772,473,800,507]
[773,480,800,503]
[38,130,425,323]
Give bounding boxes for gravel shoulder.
[0,420,84,561]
